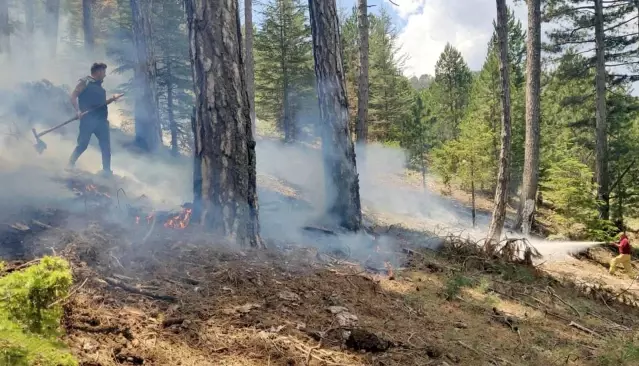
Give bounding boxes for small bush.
[0,256,77,366]
[443,274,474,300]
[0,257,73,335]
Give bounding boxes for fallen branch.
[1,259,41,275]
[547,286,582,317]
[103,276,177,302]
[457,340,514,365]
[70,324,133,341]
[569,321,601,337]
[47,277,89,308]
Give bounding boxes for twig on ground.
[48,277,89,308]
[103,276,177,302]
[457,340,515,365]
[1,259,41,274]
[306,339,322,365]
[547,287,582,317]
[569,321,601,337]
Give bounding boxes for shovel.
[31,93,124,154]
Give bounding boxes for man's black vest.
[78,77,107,121]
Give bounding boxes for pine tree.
[516,0,542,235]
[130,0,161,151]
[356,0,369,144]
[152,0,192,154]
[430,43,473,141]
[185,0,261,247]
[486,0,513,245]
[0,0,9,54]
[545,0,638,220]
[82,0,94,50]
[309,0,362,231]
[254,0,314,142]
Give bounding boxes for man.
[67,62,120,176]
[609,232,635,277]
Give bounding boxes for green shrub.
[0,256,77,366]
[443,274,474,300]
[0,257,73,335]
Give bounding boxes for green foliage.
[254,0,315,142]
[0,256,76,366]
[340,7,413,142]
[429,43,472,141]
[443,273,474,301]
[0,257,73,334]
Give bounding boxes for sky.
[253,0,527,78]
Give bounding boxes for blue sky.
[250,0,527,77]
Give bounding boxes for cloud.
[386,0,526,77]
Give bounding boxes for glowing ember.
[146,212,155,224]
[135,216,140,224]
[164,208,192,229]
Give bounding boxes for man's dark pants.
[68,117,111,172]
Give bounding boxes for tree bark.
[130,0,161,152]
[167,60,178,156]
[45,0,61,58]
[356,0,369,145]
[25,0,35,36]
[0,0,9,54]
[594,0,609,220]
[244,0,256,138]
[515,0,541,235]
[185,0,262,247]
[82,0,94,51]
[308,0,362,231]
[486,0,513,246]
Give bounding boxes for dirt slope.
[1,170,637,366]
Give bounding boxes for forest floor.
[1,167,638,366]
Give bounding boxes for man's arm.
[70,79,87,116]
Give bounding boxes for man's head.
[621,232,628,239]
[90,62,107,81]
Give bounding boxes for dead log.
[103,276,177,302]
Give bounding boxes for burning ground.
[1,167,639,366]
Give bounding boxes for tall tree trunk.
[594,0,609,220]
[82,0,94,51]
[515,0,541,235]
[185,0,262,248]
[486,0,513,246]
[356,0,369,145]
[308,0,362,231]
[130,0,161,151]
[167,60,178,156]
[471,161,476,228]
[0,0,9,54]
[45,0,61,58]
[244,0,256,137]
[25,0,35,36]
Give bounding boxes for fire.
[135,216,140,224]
[164,208,192,229]
[83,184,110,198]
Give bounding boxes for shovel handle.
[34,93,125,138]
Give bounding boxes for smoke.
[0,3,602,265]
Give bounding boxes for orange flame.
[164,208,192,229]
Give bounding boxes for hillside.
[0,157,637,365]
